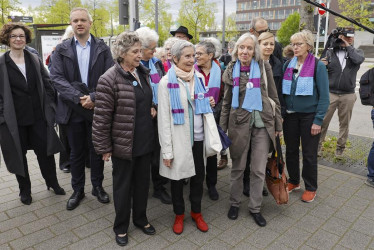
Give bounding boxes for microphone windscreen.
[293,68,298,73]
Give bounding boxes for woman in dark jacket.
[92,31,157,247]
[0,23,65,205]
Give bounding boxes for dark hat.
[170,26,193,40]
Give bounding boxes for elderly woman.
[92,31,157,246]
[136,27,171,205]
[282,30,329,202]
[0,23,65,205]
[158,40,213,234]
[194,39,222,201]
[220,33,282,226]
[163,37,178,72]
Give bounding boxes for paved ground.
[1,152,374,249]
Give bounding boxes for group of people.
[0,8,368,247]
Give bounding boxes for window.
[252,1,258,9]
[272,0,280,7]
[260,0,266,9]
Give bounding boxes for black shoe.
[262,187,269,197]
[227,206,239,220]
[183,178,189,185]
[135,223,156,235]
[153,189,172,204]
[92,186,110,203]
[66,191,85,210]
[20,193,32,205]
[47,184,66,195]
[243,181,250,197]
[115,234,128,246]
[250,212,266,227]
[208,186,219,200]
[61,165,70,173]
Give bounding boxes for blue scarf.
[141,58,161,104]
[194,61,221,103]
[232,60,262,112]
[282,53,315,96]
[167,66,212,125]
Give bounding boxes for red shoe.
[173,214,184,235]
[287,183,301,193]
[190,212,209,232]
[301,191,316,203]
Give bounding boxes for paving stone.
[185,224,223,246]
[362,204,374,219]
[73,218,112,238]
[308,203,337,219]
[164,238,198,250]
[294,214,326,234]
[0,188,12,197]
[321,216,351,237]
[245,227,280,249]
[82,203,113,221]
[209,213,238,232]
[0,212,8,223]
[333,185,358,198]
[54,202,92,221]
[274,226,312,248]
[199,239,232,250]
[67,232,111,250]
[265,214,295,233]
[19,214,60,235]
[305,229,340,249]
[333,244,351,250]
[9,228,54,250]
[265,242,294,250]
[218,223,252,246]
[0,228,23,245]
[33,231,79,250]
[0,244,11,250]
[34,201,66,219]
[49,215,88,235]
[281,203,310,219]
[351,217,374,237]
[319,194,348,208]
[5,201,44,218]
[334,205,362,223]
[0,212,38,233]
[131,235,170,250]
[354,186,374,201]
[338,229,372,250]
[344,195,371,212]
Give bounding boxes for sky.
[20,0,236,25]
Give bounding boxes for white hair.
[135,26,159,48]
[163,37,178,49]
[171,40,195,63]
[203,37,222,59]
[231,33,261,62]
[62,25,74,41]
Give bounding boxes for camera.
[330,27,355,47]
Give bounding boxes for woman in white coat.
[158,40,214,235]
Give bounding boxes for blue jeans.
[368,108,374,179]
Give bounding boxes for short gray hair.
[62,25,74,41]
[290,29,315,52]
[111,31,141,63]
[249,17,267,30]
[228,40,236,49]
[70,7,93,22]
[135,26,159,48]
[196,41,216,60]
[203,37,222,59]
[231,33,261,62]
[163,37,178,49]
[171,40,195,63]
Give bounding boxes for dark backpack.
[359,68,374,106]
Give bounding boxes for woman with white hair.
[220,33,282,226]
[136,27,172,205]
[163,37,178,72]
[282,30,329,203]
[158,40,214,235]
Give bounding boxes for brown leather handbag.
[265,136,289,205]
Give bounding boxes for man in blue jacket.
[319,27,365,157]
[50,7,114,210]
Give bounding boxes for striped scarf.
[141,58,161,104]
[232,60,262,112]
[194,61,221,103]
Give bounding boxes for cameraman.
[319,27,365,157]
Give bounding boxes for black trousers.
[58,124,70,169]
[206,154,217,188]
[16,119,58,195]
[284,112,319,191]
[171,141,205,215]
[66,120,104,192]
[151,125,168,192]
[112,153,151,235]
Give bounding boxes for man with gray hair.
[249,17,283,62]
[50,7,114,210]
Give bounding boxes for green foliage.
[336,0,374,30]
[139,0,173,46]
[217,13,240,42]
[177,0,217,43]
[0,0,23,27]
[277,12,300,47]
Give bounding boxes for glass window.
[252,1,258,9]
[260,0,266,9]
[295,0,301,5]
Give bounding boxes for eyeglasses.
[255,28,270,35]
[10,35,26,40]
[290,42,304,48]
[195,52,206,57]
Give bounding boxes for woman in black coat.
[0,23,65,205]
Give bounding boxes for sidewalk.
[1,152,374,249]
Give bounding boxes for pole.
[222,0,226,51]
[315,0,321,57]
[155,0,159,34]
[129,0,135,31]
[323,0,330,48]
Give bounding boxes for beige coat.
[219,60,283,160]
[157,72,205,180]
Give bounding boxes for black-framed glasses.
[10,35,26,40]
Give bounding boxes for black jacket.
[324,46,364,94]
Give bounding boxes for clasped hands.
[80,95,94,110]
